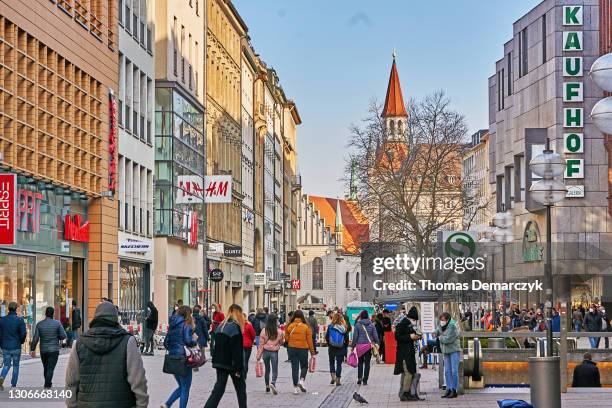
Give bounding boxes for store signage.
[223,245,242,257]
[207,242,224,255]
[562,5,585,197]
[441,231,477,258]
[61,241,70,253]
[186,210,198,247]
[209,268,224,283]
[0,174,16,245]
[254,272,266,286]
[16,189,43,233]
[119,240,152,253]
[176,175,232,204]
[64,214,90,243]
[286,250,299,265]
[420,302,436,333]
[176,175,204,204]
[108,91,118,194]
[522,220,543,262]
[203,175,232,203]
[290,279,301,290]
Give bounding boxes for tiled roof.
[307,196,370,254]
[382,58,407,118]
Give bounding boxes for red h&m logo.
[291,280,301,290]
[64,214,90,242]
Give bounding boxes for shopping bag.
[255,360,264,377]
[308,355,317,373]
[347,350,358,367]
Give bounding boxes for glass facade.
[167,276,199,317]
[119,261,149,326]
[154,87,205,241]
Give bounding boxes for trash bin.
[384,331,396,364]
[529,356,561,408]
[488,337,505,349]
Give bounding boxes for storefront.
[119,260,151,326]
[0,175,88,347]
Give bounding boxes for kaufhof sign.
[562,5,584,198]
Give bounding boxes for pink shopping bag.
[347,350,358,368]
[309,355,317,373]
[255,360,264,377]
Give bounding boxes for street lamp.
[529,141,566,357]
[493,210,514,331]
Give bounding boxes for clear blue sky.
[234,0,540,198]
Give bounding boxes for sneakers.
[293,387,300,395]
[270,383,278,395]
[160,404,169,408]
[298,379,307,393]
[266,386,270,393]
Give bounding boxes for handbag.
[363,325,380,358]
[184,346,206,368]
[308,355,316,373]
[347,350,358,367]
[255,360,264,377]
[163,354,189,376]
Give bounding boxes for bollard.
[488,337,505,349]
[529,356,561,408]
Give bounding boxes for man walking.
[30,306,67,388]
[0,301,27,389]
[65,301,149,407]
[70,300,81,347]
[572,352,601,387]
[307,310,319,354]
[584,305,603,349]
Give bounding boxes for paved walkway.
[2,347,612,407]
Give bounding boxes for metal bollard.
[529,356,561,408]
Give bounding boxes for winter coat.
[351,319,379,347]
[434,320,462,354]
[252,312,267,336]
[307,315,319,336]
[210,311,225,333]
[0,311,27,350]
[243,321,256,348]
[193,313,210,347]
[164,315,196,356]
[145,307,158,331]
[584,311,603,332]
[572,360,601,387]
[30,317,67,353]
[256,328,284,360]
[211,319,244,373]
[71,307,82,330]
[65,317,148,408]
[325,323,349,358]
[393,317,416,375]
[285,321,315,353]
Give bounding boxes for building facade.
[0,0,119,333]
[462,130,495,232]
[488,0,612,310]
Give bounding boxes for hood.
[255,312,267,320]
[170,315,186,329]
[407,306,419,320]
[80,326,129,354]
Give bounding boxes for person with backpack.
[325,312,348,386]
[162,306,197,408]
[306,310,319,354]
[252,308,267,346]
[350,310,379,385]
[204,304,247,408]
[285,310,315,394]
[256,313,284,394]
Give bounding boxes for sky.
[233,0,541,198]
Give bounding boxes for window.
[497,70,504,111]
[507,52,512,96]
[542,14,547,63]
[519,28,528,77]
[181,26,185,82]
[356,272,360,289]
[312,257,323,290]
[173,17,177,76]
[196,0,199,16]
[345,271,350,288]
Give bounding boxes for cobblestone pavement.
[3,347,612,407]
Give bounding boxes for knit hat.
[94,301,119,320]
[407,306,419,320]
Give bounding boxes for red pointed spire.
[382,55,407,118]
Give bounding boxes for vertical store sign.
[0,174,16,245]
[562,5,585,197]
[108,91,118,194]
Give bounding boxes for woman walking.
[285,310,315,394]
[256,313,284,394]
[162,306,197,408]
[204,304,247,408]
[325,312,348,386]
[435,312,461,399]
[350,310,379,385]
[242,313,256,377]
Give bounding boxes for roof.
[382,57,408,118]
[307,196,369,254]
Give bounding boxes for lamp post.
[493,210,514,331]
[529,140,566,357]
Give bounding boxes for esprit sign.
[175,175,232,204]
[562,5,585,198]
[0,174,16,245]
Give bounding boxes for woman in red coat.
[242,313,256,378]
[210,303,225,351]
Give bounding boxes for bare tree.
[345,91,485,256]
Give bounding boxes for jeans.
[255,336,260,347]
[1,348,21,387]
[143,327,155,353]
[589,337,601,349]
[165,369,192,408]
[357,349,372,382]
[443,351,461,391]
[204,369,247,408]
[575,322,582,332]
[287,347,308,386]
[329,352,343,378]
[243,347,252,377]
[40,351,59,388]
[262,349,278,385]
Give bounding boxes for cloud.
[347,12,372,27]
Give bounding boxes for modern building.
[153,0,206,323]
[0,0,119,333]
[116,0,155,326]
[488,0,612,310]
[462,130,495,232]
[296,196,369,310]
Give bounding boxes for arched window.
[356,272,360,288]
[345,271,350,288]
[389,120,395,135]
[397,120,404,135]
[312,257,323,290]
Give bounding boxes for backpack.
[328,325,345,348]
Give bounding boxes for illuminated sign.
[108,91,118,194]
[17,189,43,233]
[64,214,90,242]
[0,174,16,245]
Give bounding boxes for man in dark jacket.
[193,305,210,349]
[65,301,148,407]
[584,305,603,349]
[30,306,67,388]
[252,308,267,346]
[394,306,422,401]
[307,310,319,353]
[70,299,82,347]
[0,301,27,389]
[143,301,158,355]
[572,352,601,387]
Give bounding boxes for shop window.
[119,262,146,326]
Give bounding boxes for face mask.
[589,308,594,313]
[440,320,447,327]
[601,309,606,314]
[174,306,179,311]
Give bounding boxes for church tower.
[382,52,408,142]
